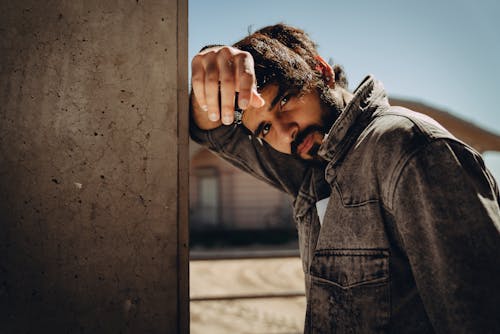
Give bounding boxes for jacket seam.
[314,248,389,254]
[387,137,433,210]
[310,274,389,290]
[388,137,469,210]
[333,181,380,207]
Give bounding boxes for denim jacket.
[190,76,500,333]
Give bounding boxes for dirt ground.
[190,257,306,334]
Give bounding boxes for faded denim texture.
[190,76,500,333]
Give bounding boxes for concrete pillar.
[0,0,189,333]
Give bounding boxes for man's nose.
[274,119,299,143]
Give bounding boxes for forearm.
[188,44,305,196]
[189,115,307,197]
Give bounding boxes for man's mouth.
[296,132,315,156]
[291,125,326,159]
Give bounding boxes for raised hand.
[191,46,265,129]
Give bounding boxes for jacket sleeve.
[190,117,308,197]
[389,138,500,333]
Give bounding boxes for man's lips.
[296,132,315,156]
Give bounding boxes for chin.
[298,142,326,165]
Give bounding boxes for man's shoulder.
[350,106,463,186]
[363,105,457,154]
[375,106,452,137]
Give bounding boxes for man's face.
[242,84,332,161]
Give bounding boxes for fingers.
[217,48,236,125]
[190,46,264,126]
[191,54,207,112]
[204,57,220,122]
[234,52,253,110]
[234,52,265,110]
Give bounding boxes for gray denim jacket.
[190,76,500,333]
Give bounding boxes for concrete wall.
[0,0,189,332]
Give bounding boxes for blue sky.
[189,0,500,179]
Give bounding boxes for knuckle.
[236,50,251,59]
[217,46,232,58]
[239,71,254,86]
[191,54,203,66]
[204,62,218,77]
[200,51,216,65]
[191,70,204,81]
[237,51,254,66]
[206,99,219,108]
[191,78,204,88]
[204,89,219,102]
[220,77,234,86]
[205,71,219,82]
[191,70,203,80]
[220,103,234,111]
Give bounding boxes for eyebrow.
[269,87,300,111]
[269,89,285,111]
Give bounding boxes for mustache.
[291,125,325,156]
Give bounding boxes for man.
[190,24,500,333]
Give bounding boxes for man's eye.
[279,96,289,109]
[262,123,271,136]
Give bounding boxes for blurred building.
[190,145,293,231]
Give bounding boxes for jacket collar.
[318,75,389,163]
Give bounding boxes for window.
[192,167,220,227]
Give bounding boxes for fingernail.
[208,113,219,122]
[222,115,233,124]
[201,105,208,112]
[239,99,248,109]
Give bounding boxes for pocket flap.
[311,249,389,288]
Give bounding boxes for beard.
[291,85,344,162]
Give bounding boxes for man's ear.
[315,55,335,88]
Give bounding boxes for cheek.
[303,101,326,125]
[302,95,324,121]
[269,133,292,154]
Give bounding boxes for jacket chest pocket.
[308,249,390,333]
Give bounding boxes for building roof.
[390,98,500,153]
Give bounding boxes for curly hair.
[233,33,321,104]
[234,23,348,91]
[233,23,347,124]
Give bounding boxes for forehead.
[257,84,281,110]
[259,84,279,99]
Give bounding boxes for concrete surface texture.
[0,0,188,333]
